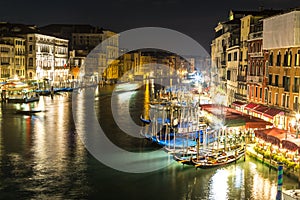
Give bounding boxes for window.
[29,45,33,53]
[228,53,232,62]
[255,86,258,98]
[294,96,299,112]
[269,91,272,104]
[285,77,290,91]
[269,52,273,66]
[288,51,292,67]
[283,51,289,66]
[282,94,286,107]
[247,85,250,97]
[227,70,231,80]
[286,95,290,108]
[259,88,262,99]
[294,77,300,92]
[240,51,243,61]
[234,52,237,61]
[275,75,279,86]
[282,76,286,88]
[269,74,272,85]
[275,93,278,105]
[276,52,281,66]
[295,50,300,66]
[29,58,33,66]
[265,88,268,103]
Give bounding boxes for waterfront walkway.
[246,144,300,182]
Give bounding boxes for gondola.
[16,109,42,115]
[193,148,245,169]
[140,114,151,124]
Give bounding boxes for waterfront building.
[40,24,119,82]
[1,36,26,79]
[226,33,240,106]
[263,10,300,130]
[0,40,14,79]
[24,33,69,83]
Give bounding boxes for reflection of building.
[25,33,69,82]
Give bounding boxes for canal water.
[0,85,298,200]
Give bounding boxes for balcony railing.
[248,52,263,57]
[248,31,263,40]
[246,75,263,83]
[237,76,246,82]
[234,93,247,101]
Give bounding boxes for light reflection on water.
[0,86,298,199]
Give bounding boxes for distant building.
[24,33,69,82]
[0,40,14,79]
[40,24,119,82]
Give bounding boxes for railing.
[237,76,246,82]
[248,31,263,40]
[246,75,263,83]
[234,93,247,101]
[248,52,263,57]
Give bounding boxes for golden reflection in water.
[143,79,150,120]
[210,169,229,200]
[30,95,85,192]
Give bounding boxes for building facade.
[263,10,300,129]
[25,33,68,83]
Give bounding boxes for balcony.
[248,31,263,40]
[234,93,247,101]
[246,75,263,83]
[248,52,263,58]
[237,76,246,82]
[0,62,10,66]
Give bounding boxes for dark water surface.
[0,85,298,200]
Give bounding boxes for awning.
[282,140,299,151]
[254,127,287,146]
[232,101,246,107]
[263,108,284,119]
[252,105,270,114]
[244,102,259,110]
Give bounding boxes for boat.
[6,87,39,103]
[282,189,300,200]
[192,147,245,169]
[16,109,42,115]
[140,114,151,124]
[114,81,143,92]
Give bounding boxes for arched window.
[288,51,292,67]
[269,52,273,66]
[283,51,288,66]
[276,52,281,66]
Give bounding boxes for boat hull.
[8,97,39,103]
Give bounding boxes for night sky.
[1,0,299,52]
